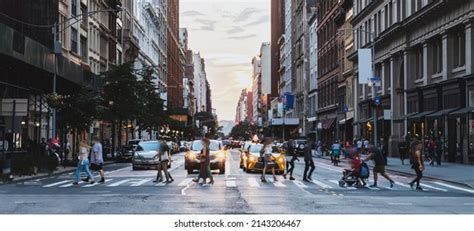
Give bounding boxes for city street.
[1,150,473,214]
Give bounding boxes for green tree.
[229,121,257,140]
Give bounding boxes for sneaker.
[90,181,95,184]
[282,174,287,179]
[369,184,377,187]
[303,178,310,182]
[192,179,199,183]
[409,182,414,189]
[289,177,295,181]
[261,178,267,183]
[152,179,162,183]
[390,181,395,188]
[99,178,105,184]
[81,178,90,182]
[72,182,79,185]
[416,186,423,191]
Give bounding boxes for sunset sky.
[180,0,270,121]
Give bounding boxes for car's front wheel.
[219,167,225,174]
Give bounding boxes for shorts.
[373,165,385,173]
[90,163,103,171]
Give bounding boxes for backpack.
[359,162,370,179]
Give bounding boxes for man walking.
[365,145,394,188]
[435,136,443,166]
[88,137,105,183]
[409,140,425,191]
[303,138,315,182]
[283,139,298,180]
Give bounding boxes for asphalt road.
[0,149,473,214]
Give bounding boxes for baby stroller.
[339,161,370,187]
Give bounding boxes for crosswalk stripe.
[420,183,448,192]
[178,178,194,186]
[82,179,113,188]
[155,182,168,186]
[432,182,474,194]
[226,180,237,187]
[59,182,79,188]
[42,180,70,188]
[107,179,132,187]
[329,180,356,190]
[311,179,333,189]
[130,178,153,186]
[272,180,286,188]
[293,180,308,189]
[394,181,412,189]
[367,186,380,191]
[248,177,260,188]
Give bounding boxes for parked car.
[117,145,136,162]
[185,140,226,174]
[240,143,285,174]
[132,141,170,170]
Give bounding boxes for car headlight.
[216,152,225,160]
[187,152,197,159]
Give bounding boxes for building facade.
[351,0,474,164]
[271,0,285,99]
[166,0,183,110]
[307,9,318,138]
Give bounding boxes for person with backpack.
[365,145,394,188]
[409,140,425,191]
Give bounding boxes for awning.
[408,111,436,120]
[426,108,459,118]
[393,112,417,121]
[448,107,474,118]
[322,118,336,130]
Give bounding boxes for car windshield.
[128,140,140,145]
[249,144,279,153]
[191,141,221,151]
[296,140,306,144]
[136,142,160,151]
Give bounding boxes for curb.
[0,161,117,185]
[316,156,474,189]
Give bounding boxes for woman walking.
[73,142,95,185]
[193,138,211,185]
[260,137,277,183]
[409,140,425,191]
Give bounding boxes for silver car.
[132,141,171,170]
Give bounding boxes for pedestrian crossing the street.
[35,175,474,195]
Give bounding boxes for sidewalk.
[316,154,474,188]
[0,161,116,185]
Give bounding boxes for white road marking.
[272,180,286,188]
[59,183,77,188]
[329,180,356,190]
[155,182,168,186]
[107,179,132,187]
[432,182,474,194]
[178,178,194,187]
[464,203,474,206]
[388,202,412,205]
[366,186,380,191]
[394,181,412,189]
[293,180,308,189]
[248,177,260,188]
[42,180,70,188]
[311,179,333,189]
[225,155,230,177]
[129,178,153,186]
[420,183,448,192]
[317,163,343,172]
[226,180,237,187]
[181,184,191,195]
[14,201,38,204]
[82,179,113,188]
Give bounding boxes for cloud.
[244,15,270,27]
[194,19,218,31]
[182,10,205,17]
[233,7,261,22]
[226,26,245,34]
[226,34,257,40]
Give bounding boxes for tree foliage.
[229,121,257,141]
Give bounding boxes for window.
[432,39,442,74]
[71,28,78,53]
[414,46,423,79]
[81,4,87,26]
[80,35,87,61]
[453,30,466,68]
[59,14,66,48]
[71,0,77,16]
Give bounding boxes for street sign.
[374,96,381,106]
[369,76,382,87]
[358,49,373,84]
[283,93,294,110]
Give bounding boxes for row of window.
[318,78,337,109]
